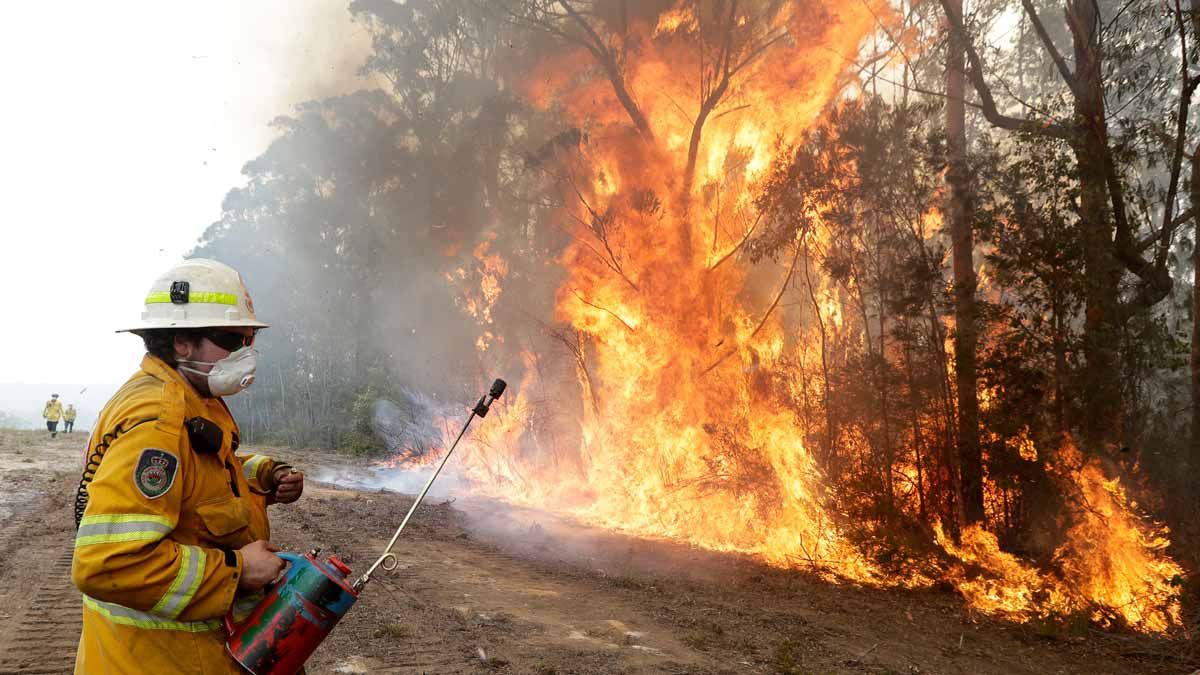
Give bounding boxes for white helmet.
[118,258,269,333]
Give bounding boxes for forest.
[192,0,1199,638]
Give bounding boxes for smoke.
[310,387,475,499]
[368,388,447,459]
[309,463,463,500]
[189,0,579,460]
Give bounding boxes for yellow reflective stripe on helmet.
[242,455,270,483]
[76,514,172,548]
[82,595,221,632]
[145,291,238,305]
[150,544,205,619]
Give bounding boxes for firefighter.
[72,258,306,674]
[63,403,77,433]
[43,393,63,437]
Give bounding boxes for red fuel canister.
[225,550,359,675]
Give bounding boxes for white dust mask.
[178,346,259,397]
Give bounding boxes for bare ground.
[0,431,1192,675]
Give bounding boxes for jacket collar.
[140,354,196,395]
[140,353,238,453]
[140,354,213,416]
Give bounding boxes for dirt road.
[0,431,1191,674]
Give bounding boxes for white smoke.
[309,385,470,498]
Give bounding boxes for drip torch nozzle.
[490,379,507,397]
[472,378,507,417]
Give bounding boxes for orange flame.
[936,439,1182,632]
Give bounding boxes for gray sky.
[0,2,373,398]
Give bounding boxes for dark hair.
[140,330,201,366]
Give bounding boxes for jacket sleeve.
[71,421,242,622]
[236,453,289,494]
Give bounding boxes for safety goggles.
[201,329,256,352]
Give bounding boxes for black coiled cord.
[74,418,157,529]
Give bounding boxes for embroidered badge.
[133,448,178,499]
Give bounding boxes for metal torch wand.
[352,378,507,591]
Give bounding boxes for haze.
[0,1,374,426]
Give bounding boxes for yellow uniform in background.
[72,354,288,674]
[44,397,65,437]
[64,405,78,433]
[44,399,64,421]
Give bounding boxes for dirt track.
[0,431,1192,675]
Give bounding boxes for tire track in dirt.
[0,537,80,674]
[0,446,81,675]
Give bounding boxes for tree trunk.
[947,0,984,525]
[803,249,835,464]
[878,289,896,516]
[1051,294,1068,434]
[680,100,718,262]
[1069,0,1124,454]
[903,342,929,521]
[1191,147,1200,477]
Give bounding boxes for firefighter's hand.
[238,540,285,591]
[270,467,304,505]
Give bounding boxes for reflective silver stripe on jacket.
[150,544,206,619]
[82,594,221,632]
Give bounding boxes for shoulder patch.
[133,448,179,499]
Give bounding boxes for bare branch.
[491,1,653,139]
[712,103,752,121]
[560,174,641,292]
[570,289,636,332]
[1018,0,1081,96]
[1155,0,1200,267]
[728,29,790,78]
[556,0,655,140]
[700,240,801,376]
[939,0,1075,140]
[707,210,763,272]
[546,327,600,414]
[1136,208,1195,251]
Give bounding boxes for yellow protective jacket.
[72,354,289,674]
[65,406,78,422]
[44,398,64,421]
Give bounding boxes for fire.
[1051,441,1183,632]
[934,522,1072,623]
[1011,427,1038,462]
[446,232,510,350]
[410,0,1184,635]
[654,6,697,37]
[935,439,1183,632]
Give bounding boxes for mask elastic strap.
[177,364,211,379]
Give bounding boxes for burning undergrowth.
[933,438,1184,633]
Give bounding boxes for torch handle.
[225,551,304,635]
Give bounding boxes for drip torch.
[225,379,507,675]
